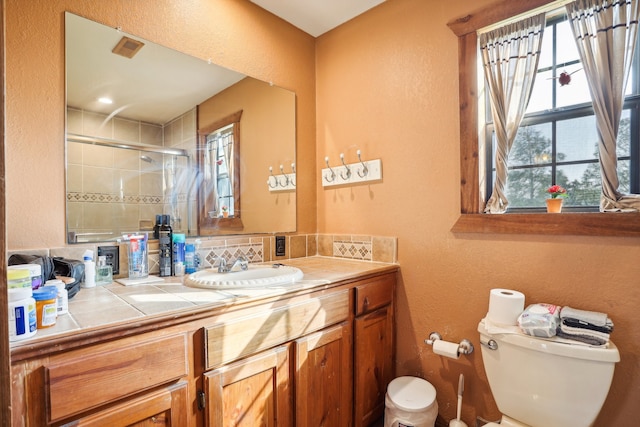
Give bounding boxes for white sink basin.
[185,264,304,289]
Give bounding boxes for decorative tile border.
[67,192,164,205]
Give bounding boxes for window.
[483,12,640,211]
[448,0,640,236]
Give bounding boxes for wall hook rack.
[322,150,382,188]
[324,156,336,182]
[267,163,296,192]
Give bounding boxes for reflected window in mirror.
[198,110,244,234]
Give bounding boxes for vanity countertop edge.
[9,256,399,362]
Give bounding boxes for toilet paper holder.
[424,332,474,355]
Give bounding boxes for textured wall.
[316,0,640,425]
[5,0,316,249]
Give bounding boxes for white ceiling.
[250,0,385,37]
[66,2,385,126]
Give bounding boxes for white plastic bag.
[517,303,560,338]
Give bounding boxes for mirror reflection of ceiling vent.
[112,36,144,59]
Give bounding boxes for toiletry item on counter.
[33,286,58,328]
[173,233,186,276]
[82,250,96,288]
[185,243,196,274]
[7,268,32,289]
[46,279,68,315]
[153,214,162,239]
[159,215,172,277]
[194,239,202,271]
[8,264,42,289]
[8,287,37,341]
[96,256,113,285]
[125,233,149,279]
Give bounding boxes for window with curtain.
[483,3,640,212]
[206,123,235,217]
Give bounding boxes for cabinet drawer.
[355,273,394,316]
[46,334,188,422]
[205,289,349,369]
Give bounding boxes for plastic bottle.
[8,287,37,341]
[159,214,173,277]
[33,286,58,328]
[185,243,196,274]
[46,279,68,315]
[7,269,32,289]
[194,239,203,271]
[153,214,162,239]
[173,233,186,276]
[82,250,96,288]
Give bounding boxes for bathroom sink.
[185,264,304,289]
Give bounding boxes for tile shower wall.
[66,107,196,241]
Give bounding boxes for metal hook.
[290,163,296,187]
[324,157,336,182]
[356,150,369,178]
[339,153,351,180]
[267,166,278,188]
[279,164,290,186]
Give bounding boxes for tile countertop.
[10,256,398,352]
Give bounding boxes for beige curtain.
[481,14,546,213]
[567,0,640,211]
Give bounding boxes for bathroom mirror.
[65,12,296,243]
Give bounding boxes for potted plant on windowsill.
[546,185,567,213]
[221,205,229,218]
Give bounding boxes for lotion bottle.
[82,250,96,288]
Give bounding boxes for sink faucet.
[229,256,249,272]
[213,256,249,273]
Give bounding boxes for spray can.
[159,215,172,277]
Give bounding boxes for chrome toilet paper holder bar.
[424,332,474,355]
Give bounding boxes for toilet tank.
[478,320,620,427]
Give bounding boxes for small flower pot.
[546,198,563,213]
[222,211,229,218]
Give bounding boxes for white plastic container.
[384,376,438,427]
[46,279,68,315]
[8,287,37,341]
[8,263,43,289]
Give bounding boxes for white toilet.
[478,319,620,427]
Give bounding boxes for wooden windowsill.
[452,212,640,237]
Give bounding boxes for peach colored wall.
[316,0,640,425]
[199,77,296,233]
[5,0,316,249]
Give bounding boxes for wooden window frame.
[448,0,640,236]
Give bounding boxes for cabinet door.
[63,381,188,426]
[294,321,353,427]
[203,345,291,427]
[354,305,394,427]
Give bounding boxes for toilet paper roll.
[432,340,460,359]
[487,288,525,326]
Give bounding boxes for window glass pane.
[506,166,551,207]
[556,68,591,107]
[537,23,553,69]
[556,20,580,65]
[509,123,552,167]
[618,159,631,193]
[526,70,553,113]
[556,115,598,162]
[617,110,631,157]
[559,163,600,206]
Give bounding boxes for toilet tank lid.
[387,376,436,412]
[478,320,620,363]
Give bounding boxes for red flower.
[547,185,567,198]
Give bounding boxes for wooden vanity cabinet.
[353,273,395,427]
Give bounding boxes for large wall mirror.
[65,12,297,243]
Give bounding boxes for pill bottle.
[46,279,69,315]
[33,286,58,328]
[8,268,32,289]
[8,287,37,341]
[8,264,43,289]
